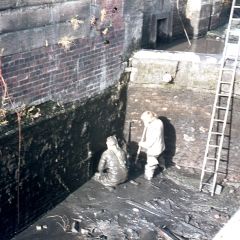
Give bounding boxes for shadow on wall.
[159,116,176,168]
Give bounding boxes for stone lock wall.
[140,0,232,49]
[141,0,172,48]
[170,0,232,39]
[209,0,232,30]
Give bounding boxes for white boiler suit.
[141,118,165,179]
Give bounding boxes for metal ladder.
[199,0,240,196]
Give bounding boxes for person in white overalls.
[138,111,165,180]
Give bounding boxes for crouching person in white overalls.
[138,111,165,180]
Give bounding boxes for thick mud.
[13,166,240,240]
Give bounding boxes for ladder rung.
[234,6,240,9]
[204,169,215,173]
[208,144,220,148]
[206,157,217,161]
[211,132,223,135]
[215,106,227,110]
[202,183,212,186]
[225,50,238,56]
[222,68,234,71]
[219,159,228,162]
[218,93,229,97]
[225,57,238,63]
[213,119,224,122]
[226,42,239,46]
[204,170,226,175]
[229,29,240,36]
[222,147,229,150]
[220,81,231,84]
[225,57,237,61]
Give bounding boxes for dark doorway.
[157,18,168,43]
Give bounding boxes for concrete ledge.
[130,50,240,96]
[132,49,222,64]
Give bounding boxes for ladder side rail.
[199,50,230,190]
[210,35,240,196]
[200,0,238,192]
[199,66,227,191]
[199,43,233,190]
[211,71,239,195]
[211,81,235,195]
[205,0,239,157]
[211,75,235,195]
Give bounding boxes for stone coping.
[132,49,222,64]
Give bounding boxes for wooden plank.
[158,227,180,240]
[0,2,89,34]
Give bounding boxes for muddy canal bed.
[13,167,240,240]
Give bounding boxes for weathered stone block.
[0,0,88,10]
[130,50,226,92]
[0,2,89,34]
[130,59,178,85]
[141,0,172,48]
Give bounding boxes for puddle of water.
[157,37,225,54]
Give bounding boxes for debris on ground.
[13,167,240,240]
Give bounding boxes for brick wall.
[1,0,126,107]
[1,33,124,106]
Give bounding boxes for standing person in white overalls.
[138,111,165,180]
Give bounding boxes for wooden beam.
[158,226,182,240]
